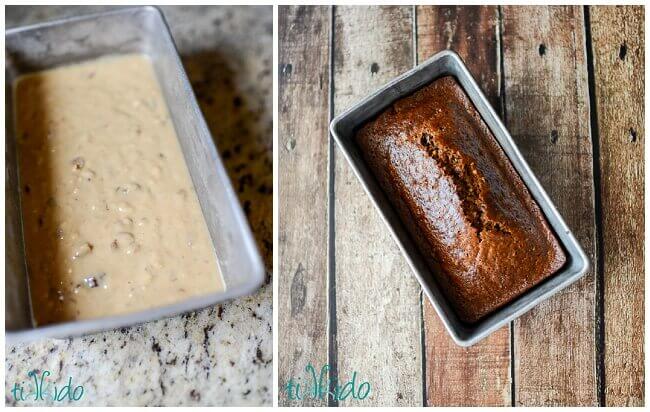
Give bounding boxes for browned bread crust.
[355,76,566,323]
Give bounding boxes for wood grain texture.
[416,5,511,406]
[332,5,423,406]
[278,5,330,406]
[502,6,597,406]
[589,5,645,406]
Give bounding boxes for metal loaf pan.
[6,6,265,343]
[329,50,589,346]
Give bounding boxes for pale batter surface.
[15,54,224,326]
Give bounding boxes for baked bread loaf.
[355,76,566,323]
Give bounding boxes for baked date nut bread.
[355,76,566,323]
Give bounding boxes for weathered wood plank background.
[278,5,331,407]
[278,5,644,407]
[589,5,645,407]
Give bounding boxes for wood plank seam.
[496,6,516,407]
[327,4,339,407]
[412,6,428,408]
[497,6,509,126]
[582,6,606,406]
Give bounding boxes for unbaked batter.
[14,54,225,325]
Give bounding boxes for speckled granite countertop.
[5,6,273,406]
